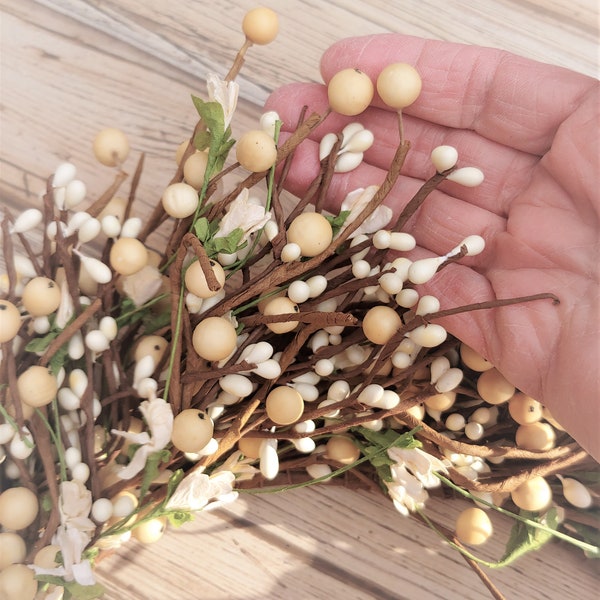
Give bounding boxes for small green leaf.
[495,508,559,567]
[25,331,60,353]
[193,130,211,151]
[142,310,171,334]
[566,522,600,558]
[194,217,211,242]
[191,97,225,141]
[139,449,171,500]
[166,509,195,528]
[210,228,246,255]
[325,210,351,237]
[64,581,106,600]
[49,342,70,376]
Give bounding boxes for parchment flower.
[207,73,239,130]
[166,469,238,512]
[111,397,174,479]
[215,187,271,242]
[32,480,96,586]
[339,185,392,237]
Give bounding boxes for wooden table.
[1,1,598,598]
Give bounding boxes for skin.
[265,34,599,460]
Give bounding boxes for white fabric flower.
[339,186,392,237]
[215,188,271,242]
[388,446,448,488]
[55,279,74,329]
[207,73,239,130]
[213,450,259,482]
[121,265,164,307]
[32,480,96,586]
[111,397,174,479]
[166,469,238,512]
[385,447,449,517]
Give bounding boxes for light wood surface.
[1,1,599,598]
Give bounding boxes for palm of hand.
[265,34,599,457]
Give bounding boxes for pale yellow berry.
[511,476,552,511]
[192,316,237,361]
[0,300,21,343]
[0,532,26,570]
[265,386,304,425]
[476,368,515,404]
[263,296,299,334]
[183,151,209,189]
[98,195,128,223]
[236,130,278,172]
[376,62,422,109]
[21,277,61,317]
[33,544,60,569]
[459,343,494,372]
[325,435,360,464]
[242,7,279,45]
[424,391,456,412]
[93,127,130,166]
[327,68,374,116]
[133,335,169,365]
[238,436,263,459]
[132,516,167,544]
[17,365,58,408]
[287,212,333,257]
[171,409,214,453]
[508,393,543,425]
[162,182,199,219]
[0,564,37,600]
[0,486,39,530]
[515,422,556,451]
[455,507,493,546]
[362,305,402,345]
[184,259,225,298]
[109,237,148,276]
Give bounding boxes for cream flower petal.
[215,188,271,241]
[206,73,239,130]
[339,185,392,237]
[112,398,173,480]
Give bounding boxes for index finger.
[320,34,596,154]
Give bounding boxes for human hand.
[265,34,599,460]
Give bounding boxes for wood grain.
[1,0,598,598]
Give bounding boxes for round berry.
[132,516,167,544]
[236,130,278,172]
[325,435,360,464]
[238,436,263,459]
[171,409,214,453]
[287,212,333,257]
[263,296,299,334]
[376,62,422,109]
[455,507,493,546]
[21,277,61,317]
[93,128,129,167]
[0,564,37,600]
[242,7,279,45]
[0,486,39,530]
[0,300,21,343]
[184,259,225,298]
[134,335,169,364]
[362,305,402,345]
[508,393,543,425]
[17,365,58,408]
[109,237,148,276]
[192,316,237,361]
[162,182,199,219]
[265,386,304,425]
[476,368,515,404]
[327,68,374,116]
[0,532,26,570]
[183,151,209,189]
[511,476,552,511]
[33,545,60,569]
